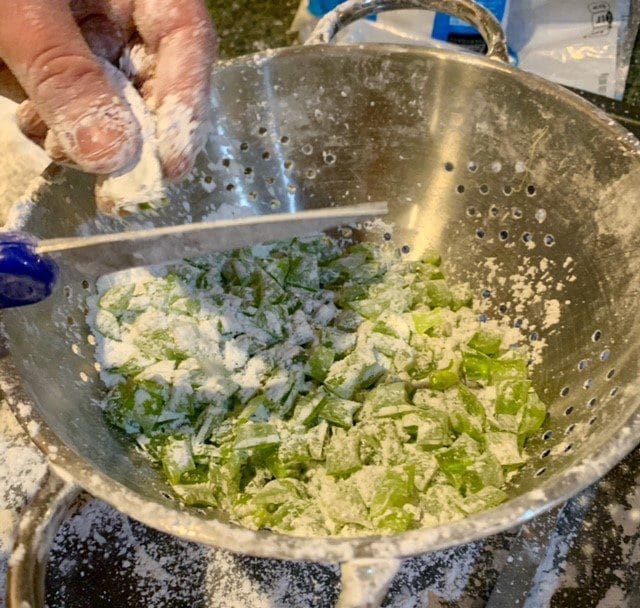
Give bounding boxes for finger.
[16,100,47,144]
[0,0,141,174]
[134,0,216,180]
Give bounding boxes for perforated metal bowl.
[3,1,640,606]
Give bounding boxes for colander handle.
[0,232,58,308]
[304,0,510,63]
[6,467,82,608]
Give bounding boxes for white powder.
[542,299,561,330]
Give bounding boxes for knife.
[0,201,388,309]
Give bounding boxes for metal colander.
[3,1,640,606]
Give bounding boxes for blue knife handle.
[0,232,58,308]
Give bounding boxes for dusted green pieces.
[92,235,550,538]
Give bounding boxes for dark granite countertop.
[2,3,640,607]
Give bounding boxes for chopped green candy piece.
[233,423,280,451]
[450,283,473,311]
[291,389,326,427]
[169,297,201,316]
[253,304,288,342]
[412,389,447,411]
[325,428,362,477]
[262,255,290,287]
[484,432,527,466]
[278,433,311,466]
[319,476,370,528]
[221,256,254,286]
[457,385,486,419]
[495,379,532,415]
[412,309,447,335]
[324,351,388,399]
[286,255,319,291]
[364,382,412,418]
[237,395,273,423]
[319,395,362,428]
[351,465,386,506]
[423,280,453,308]
[134,329,186,363]
[239,478,309,528]
[323,251,368,285]
[468,331,503,357]
[491,358,528,383]
[320,327,357,357]
[374,507,416,533]
[306,420,329,460]
[420,484,466,524]
[252,268,286,305]
[307,346,335,382]
[171,467,218,507]
[405,448,438,491]
[421,249,442,266]
[462,486,508,514]
[95,309,121,341]
[428,366,459,391]
[336,284,369,308]
[347,298,386,320]
[437,435,504,493]
[105,379,170,435]
[448,403,485,443]
[370,469,415,520]
[333,309,363,332]
[161,437,195,484]
[414,411,451,448]
[489,413,521,434]
[99,284,134,313]
[518,390,547,443]
[462,351,492,383]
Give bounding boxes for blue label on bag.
[432,0,507,40]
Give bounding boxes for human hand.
[0,0,216,180]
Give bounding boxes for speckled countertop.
[1,3,640,607]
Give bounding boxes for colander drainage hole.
[565,424,576,435]
[323,152,336,165]
[543,430,553,440]
[563,443,573,454]
[499,230,509,241]
[456,184,465,194]
[560,386,570,397]
[535,467,547,477]
[540,449,551,458]
[81,280,90,290]
[160,491,173,501]
[514,318,523,328]
[266,177,275,184]
[222,158,231,167]
[240,142,249,151]
[258,126,267,135]
[592,330,602,342]
[490,206,499,217]
[262,151,271,160]
[498,304,508,314]
[244,167,253,175]
[503,185,513,196]
[249,191,257,200]
[512,207,523,219]
[476,228,486,239]
[226,184,235,191]
[383,232,392,241]
[526,185,537,197]
[544,234,555,246]
[479,184,489,194]
[468,161,478,172]
[606,368,615,379]
[482,289,491,299]
[401,245,410,254]
[587,397,597,408]
[284,160,293,170]
[306,169,317,179]
[564,406,574,416]
[444,162,454,172]
[610,387,619,397]
[583,379,593,390]
[281,135,290,144]
[589,416,597,425]
[66,316,74,326]
[467,206,476,217]
[270,199,281,209]
[522,232,533,243]
[600,349,610,361]
[578,359,588,371]
[529,331,539,342]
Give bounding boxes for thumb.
[0,0,141,174]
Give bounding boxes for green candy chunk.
[307,346,336,382]
[233,423,280,451]
[319,395,362,429]
[468,331,503,357]
[162,437,195,485]
[325,429,362,477]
